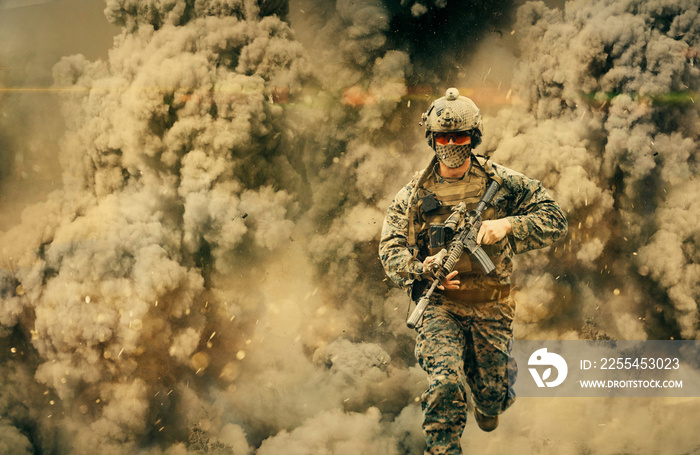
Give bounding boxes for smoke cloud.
[486,0,700,343]
[0,0,699,453]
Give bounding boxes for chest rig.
[407,159,496,276]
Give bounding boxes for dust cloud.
[0,0,698,453]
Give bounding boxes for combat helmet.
[421,88,483,168]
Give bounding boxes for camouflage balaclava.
[434,141,472,168]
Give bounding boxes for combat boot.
[474,407,498,432]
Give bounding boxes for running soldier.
[379,88,568,454]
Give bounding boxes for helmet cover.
[422,88,483,167]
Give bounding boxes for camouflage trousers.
[414,295,516,455]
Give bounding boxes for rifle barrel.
[406,279,439,329]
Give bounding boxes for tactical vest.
[407,158,511,300]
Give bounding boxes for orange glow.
[342,86,377,107]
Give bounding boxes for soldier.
[379,88,567,454]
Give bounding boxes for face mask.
[434,143,471,168]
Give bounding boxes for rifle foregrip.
[442,242,464,275]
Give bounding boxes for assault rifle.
[406,179,501,329]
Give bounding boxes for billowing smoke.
[486,0,700,342]
[0,0,698,453]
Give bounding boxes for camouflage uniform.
[379,158,567,454]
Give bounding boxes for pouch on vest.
[420,193,441,215]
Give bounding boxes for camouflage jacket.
[379,158,568,298]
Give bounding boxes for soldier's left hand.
[477,218,512,245]
[422,256,460,290]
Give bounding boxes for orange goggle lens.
[434,132,472,146]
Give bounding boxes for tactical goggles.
[434,132,472,146]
